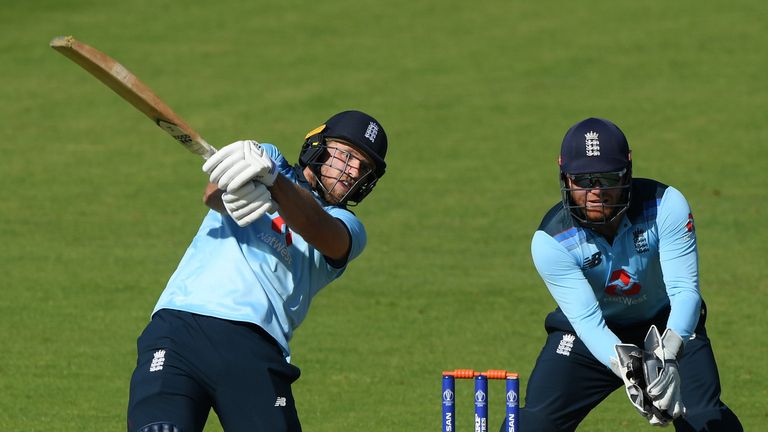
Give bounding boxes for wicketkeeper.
[506,118,742,431]
[127,110,388,432]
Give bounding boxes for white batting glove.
[222,182,277,227]
[644,326,686,424]
[202,140,278,192]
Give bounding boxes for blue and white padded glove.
[203,140,278,191]
[202,140,278,227]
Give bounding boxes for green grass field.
[2,0,766,430]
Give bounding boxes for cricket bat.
[50,35,217,159]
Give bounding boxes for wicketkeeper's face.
[317,140,375,205]
[566,173,627,222]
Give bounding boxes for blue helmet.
[299,110,388,205]
[559,118,632,225]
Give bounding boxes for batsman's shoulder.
[327,206,366,235]
[328,208,367,262]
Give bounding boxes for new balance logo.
[582,252,602,269]
[274,397,287,407]
[556,334,576,356]
[149,349,166,372]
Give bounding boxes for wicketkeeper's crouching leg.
[511,330,622,432]
[504,318,743,431]
[670,328,742,431]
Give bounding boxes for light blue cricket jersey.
[153,144,366,359]
[531,179,701,368]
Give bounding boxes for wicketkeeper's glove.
[612,343,656,421]
[643,325,686,426]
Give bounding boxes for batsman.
[507,118,742,431]
[127,110,388,432]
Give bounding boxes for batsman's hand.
[643,326,686,426]
[222,182,277,227]
[611,344,655,421]
[203,140,278,191]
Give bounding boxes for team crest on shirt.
[633,229,650,253]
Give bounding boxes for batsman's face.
[318,140,375,204]
[567,177,625,222]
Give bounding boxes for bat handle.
[201,147,216,160]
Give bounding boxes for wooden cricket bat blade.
[50,35,216,159]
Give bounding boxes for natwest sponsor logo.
[604,269,641,296]
[603,269,648,305]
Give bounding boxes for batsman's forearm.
[269,175,350,260]
[203,183,226,214]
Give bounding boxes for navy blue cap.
[324,110,387,177]
[559,117,631,174]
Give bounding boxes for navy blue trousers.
[513,303,742,431]
[127,309,302,432]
